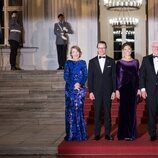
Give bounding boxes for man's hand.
[89,92,95,100]
[63,27,68,32]
[74,83,81,90]
[61,32,67,40]
[111,92,115,100]
[141,90,147,99]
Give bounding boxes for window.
[8,0,22,6]
[0,0,23,46]
[113,27,122,60]
[113,27,135,60]
[126,27,135,58]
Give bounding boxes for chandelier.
[104,0,143,11]
[104,0,143,27]
[109,11,139,27]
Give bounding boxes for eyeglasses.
[98,47,106,49]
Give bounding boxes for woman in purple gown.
[64,45,88,141]
[116,42,141,141]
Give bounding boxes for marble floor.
[0,124,65,157]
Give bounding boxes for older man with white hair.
[140,40,158,141]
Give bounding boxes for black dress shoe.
[105,135,114,140]
[150,135,157,141]
[124,137,134,141]
[57,67,63,70]
[94,135,100,140]
[15,67,22,70]
[11,67,17,70]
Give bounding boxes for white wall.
[99,0,146,63]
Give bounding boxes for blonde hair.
[70,45,82,58]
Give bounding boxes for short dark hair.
[121,42,132,50]
[97,41,107,48]
[58,13,64,18]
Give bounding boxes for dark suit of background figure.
[54,14,73,70]
[9,11,23,70]
[88,55,116,138]
[140,54,158,139]
[0,24,2,42]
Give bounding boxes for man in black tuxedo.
[140,41,158,141]
[88,41,116,140]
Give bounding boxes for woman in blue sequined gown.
[116,42,141,141]
[64,45,88,141]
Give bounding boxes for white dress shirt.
[153,56,158,74]
[98,55,106,73]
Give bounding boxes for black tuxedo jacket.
[88,56,116,97]
[140,54,158,97]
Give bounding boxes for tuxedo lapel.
[103,56,110,74]
[149,55,157,75]
[94,57,102,74]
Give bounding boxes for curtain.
[23,0,98,70]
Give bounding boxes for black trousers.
[93,95,112,136]
[147,86,158,137]
[56,44,67,68]
[9,40,19,68]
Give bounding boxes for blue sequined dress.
[64,59,88,141]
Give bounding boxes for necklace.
[122,56,132,61]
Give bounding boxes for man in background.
[54,13,73,70]
[0,24,2,42]
[9,11,23,70]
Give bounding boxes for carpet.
[58,94,158,157]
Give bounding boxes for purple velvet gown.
[116,59,139,140]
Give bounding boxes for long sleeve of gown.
[116,61,121,90]
[64,61,71,85]
[135,60,140,90]
[88,60,93,93]
[79,61,88,86]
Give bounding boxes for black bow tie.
[99,56,106,59]
[153,55,158,58]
